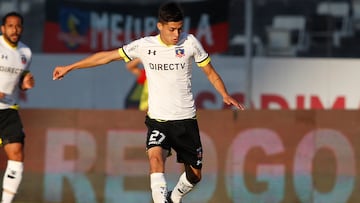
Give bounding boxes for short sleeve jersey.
[120,33,210,120]
[0,35,32,109]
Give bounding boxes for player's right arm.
[53,49,123,80]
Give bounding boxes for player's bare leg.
[148,146,169,203]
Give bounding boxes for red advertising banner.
[2,109,360,202]
[43,0,229,54]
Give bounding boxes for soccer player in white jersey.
[53,2,245,202]
[0,12,34,203]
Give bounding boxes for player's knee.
[4,143,24,162]
[185,165,201,184]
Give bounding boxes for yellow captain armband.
[197,56,211,67]
[118,48,131,62]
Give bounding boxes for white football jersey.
[120,33,210,120]
[0,35,32,109]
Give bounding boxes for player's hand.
[53,66,70,80]
[0,92,5,99]
[21,72,35,90]
[223,95,246,110]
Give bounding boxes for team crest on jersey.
[21,55,27,64]
[175,47,185,58]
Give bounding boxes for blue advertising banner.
[43,0,230,53]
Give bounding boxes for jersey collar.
[1,35,18,49]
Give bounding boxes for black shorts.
[0,109,25,145]
[145,116,203,169]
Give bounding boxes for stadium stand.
[3,0,360,58]
[265,15,309,56]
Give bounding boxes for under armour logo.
[148,50,156,55]
[1,54,7,60]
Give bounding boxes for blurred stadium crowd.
[2,0,359,58]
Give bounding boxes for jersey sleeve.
[119,38,142,62]
[189,34,211,67]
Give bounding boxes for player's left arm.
[19,70,35,91]
[201,63,245,110]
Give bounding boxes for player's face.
[157,21,183,45]
[1,16,23,46]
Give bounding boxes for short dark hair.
[158,2,184,23]
[2,12,24,26]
